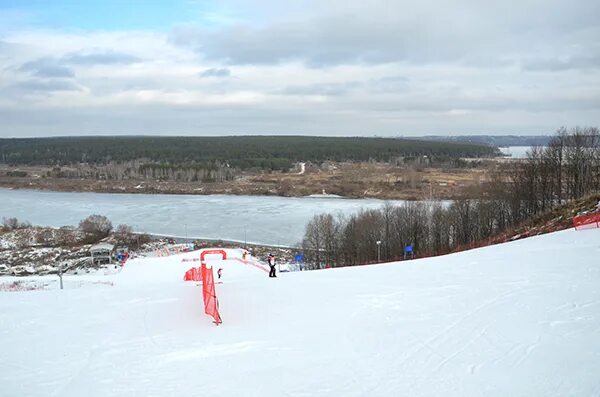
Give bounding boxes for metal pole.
[58,265,63,290]
[376,240,381,262]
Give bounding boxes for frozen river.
[0,189,401,246]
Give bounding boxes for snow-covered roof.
[90,243,114,252]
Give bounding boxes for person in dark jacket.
[267,254,276,278]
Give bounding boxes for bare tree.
[79,215,113,242]
[115,224,134,244]
[2,217,19,230]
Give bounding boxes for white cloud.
[0,0,599,136]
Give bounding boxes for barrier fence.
[573,213,600,230]
[182,249,225,325]
[201,263,222,325]
[155,245,191,257]
[182,258,200,263]
[183,267,202,281]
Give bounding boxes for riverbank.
[0,162,493,200]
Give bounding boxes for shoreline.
[0,184,380,201]
[0,178,470,201]
[147,233,298,250]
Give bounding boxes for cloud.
[279,81,361,96]
[169,0,600,72]
[524,54,600,71]
[62,51,142,65]
[14,79,81,92]
[18,58,75,78]
[199,67,231,78]
[0,0,599,137]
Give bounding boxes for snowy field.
[1,228,599,396]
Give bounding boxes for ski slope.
[1,228,600,396]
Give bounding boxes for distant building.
[90,243,115,265]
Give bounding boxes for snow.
[297,162,306,175]
[0,239,16,249]
[1,228,600,396]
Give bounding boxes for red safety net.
[573,213,600,230]
[200,263,222,325]
[183,267,202,281]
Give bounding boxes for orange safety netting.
[573,213,600,230]
[183,267,202,281]
[200,263,222,325]
[200,249,227,262]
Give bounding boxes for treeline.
[415,135,552,147]
[43,161,235,183]
[0,136,497,171]
[302,126,600,268]
[302,200,509,268]
[510,126,600,218]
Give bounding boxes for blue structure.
[404,244,414,259]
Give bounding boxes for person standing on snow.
[267,254,277,278]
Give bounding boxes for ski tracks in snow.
[402,289,520,369]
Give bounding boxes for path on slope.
[1,230,599,396]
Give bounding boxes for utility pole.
[376,240,381,262]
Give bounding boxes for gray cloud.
[1,0,599,137]
[62,51,142,65]
[171,0,600,69]
[14,79,81,92]
[280,81,361,96]
[279,76,409,96]
[368,76,410,93]
[2,98,598,138]
[524,54,600,71]
[199,67,231,78]
[18,58,74,78]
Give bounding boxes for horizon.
[0,133,553,139]
[0,0,598,137]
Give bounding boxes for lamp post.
[376,240,381,262]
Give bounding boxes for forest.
[0,136,497,171]
[302,127,600,268]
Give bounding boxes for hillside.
[1,227,599,396]
[451,193,600,253]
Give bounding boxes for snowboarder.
[267,254,276,278]
[217,268,223,279]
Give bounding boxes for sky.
[0,0,598,137]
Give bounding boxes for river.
[499,146,535,159]
[0,189,403,246]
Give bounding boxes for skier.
[267,253,276,278]
[217,268,223,279]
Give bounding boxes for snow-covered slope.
[1,228,599,396]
